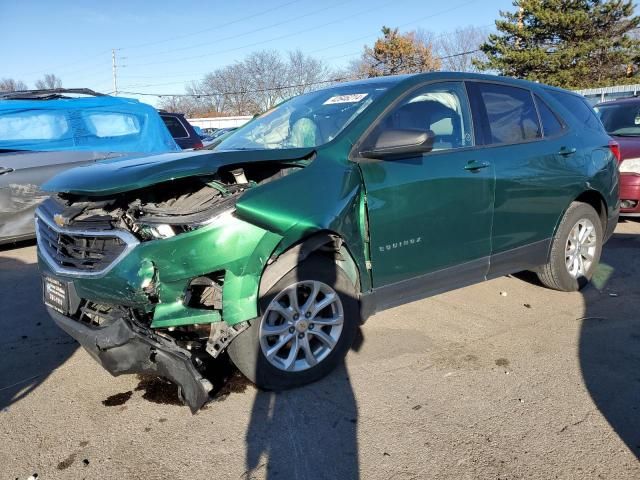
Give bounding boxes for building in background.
[187,116,252,129]
[575,84,640,105]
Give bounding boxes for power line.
[120,0,477,84]
[17,49,113,77]
[118,76,350,97]
[12,0,303,79]
[115,49,484,98]
[309,4,484,56]
[126,0,352,61]
[120,0,304,51]
[132,0,408,68]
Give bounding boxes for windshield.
[216,83,390,151]
[594,102,640,136]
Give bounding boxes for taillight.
[193,140,204,150]
[609,140,621,163]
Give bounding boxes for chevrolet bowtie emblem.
[53,214,66,227]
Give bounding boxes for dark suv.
[37,73,619,411]
[159,111,203,150]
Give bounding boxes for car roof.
[335,72,574,96]
[0,88,105,100]
[158,110,188,118]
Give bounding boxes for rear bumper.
[48,307,212,413]
[620,173,640,215]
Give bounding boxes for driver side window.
[366,81,474,152]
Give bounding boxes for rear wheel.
[537,202,603,292]
[228,256,359,390]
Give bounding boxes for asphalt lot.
[1,220,639,480]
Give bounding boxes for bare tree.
[35,73,62,90]
[157,93,204,117]
[282,50,335,97]
[0,78,28,92]
[433,26,489,72]
[243,50,288,112]
[184,49,335,116]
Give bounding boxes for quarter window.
[547,90,605,132]
[161,115,189,139]
[534,95,564,137]
[364,81,474,153]
[468,83,541,145]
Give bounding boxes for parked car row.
[32,73,620,412]
[0,88,180,244]
[0,90,217,244]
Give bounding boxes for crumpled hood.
[42,147,315,196]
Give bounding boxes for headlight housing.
[134,208,236,240]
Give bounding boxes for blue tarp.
[0,95,180,153]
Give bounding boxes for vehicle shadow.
[0,242,78,411]
[578,227,640,459]
[244,248,362,479]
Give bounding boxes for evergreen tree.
[476,0,640,88]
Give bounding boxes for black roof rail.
[0,88,107,100]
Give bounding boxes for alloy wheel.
[259,280,344,372]
[565,218,597,278]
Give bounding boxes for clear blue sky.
[1,0,515,104]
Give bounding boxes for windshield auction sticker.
[323,93,368,105]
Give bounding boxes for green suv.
[37,73,619,411]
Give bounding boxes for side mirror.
[360,129,435,159]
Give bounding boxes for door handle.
[0,167,14,175]
[558,146,577,156]
[464,160,490,171]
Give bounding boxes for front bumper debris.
[48,307,213,413]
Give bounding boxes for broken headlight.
[133,208,236,241]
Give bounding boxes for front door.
[356,81,495,292]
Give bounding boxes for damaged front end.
[37,159,307,411]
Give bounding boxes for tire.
[227,255,360,390]
[537,202,603,292]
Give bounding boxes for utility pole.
[112,48,118,96]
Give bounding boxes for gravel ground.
[1,220,639,480]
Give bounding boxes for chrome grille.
[35,206,139,277]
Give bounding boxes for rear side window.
[534,95,564,137]
[546,90,605,132]
[161,115,189,138]
[468,82,541,145]
[83,112,142,138]
[0,111,69,140]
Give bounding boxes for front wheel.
[537,202,603,292]
[227,256,360,390]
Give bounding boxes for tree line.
[2,1,638,116]
[157,26,490,117]
[0,73,62,93]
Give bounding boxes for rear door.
[356,81,495,295]
[465,81,579,276]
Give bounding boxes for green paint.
[152,303,221,328]
[41,72,619,333]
